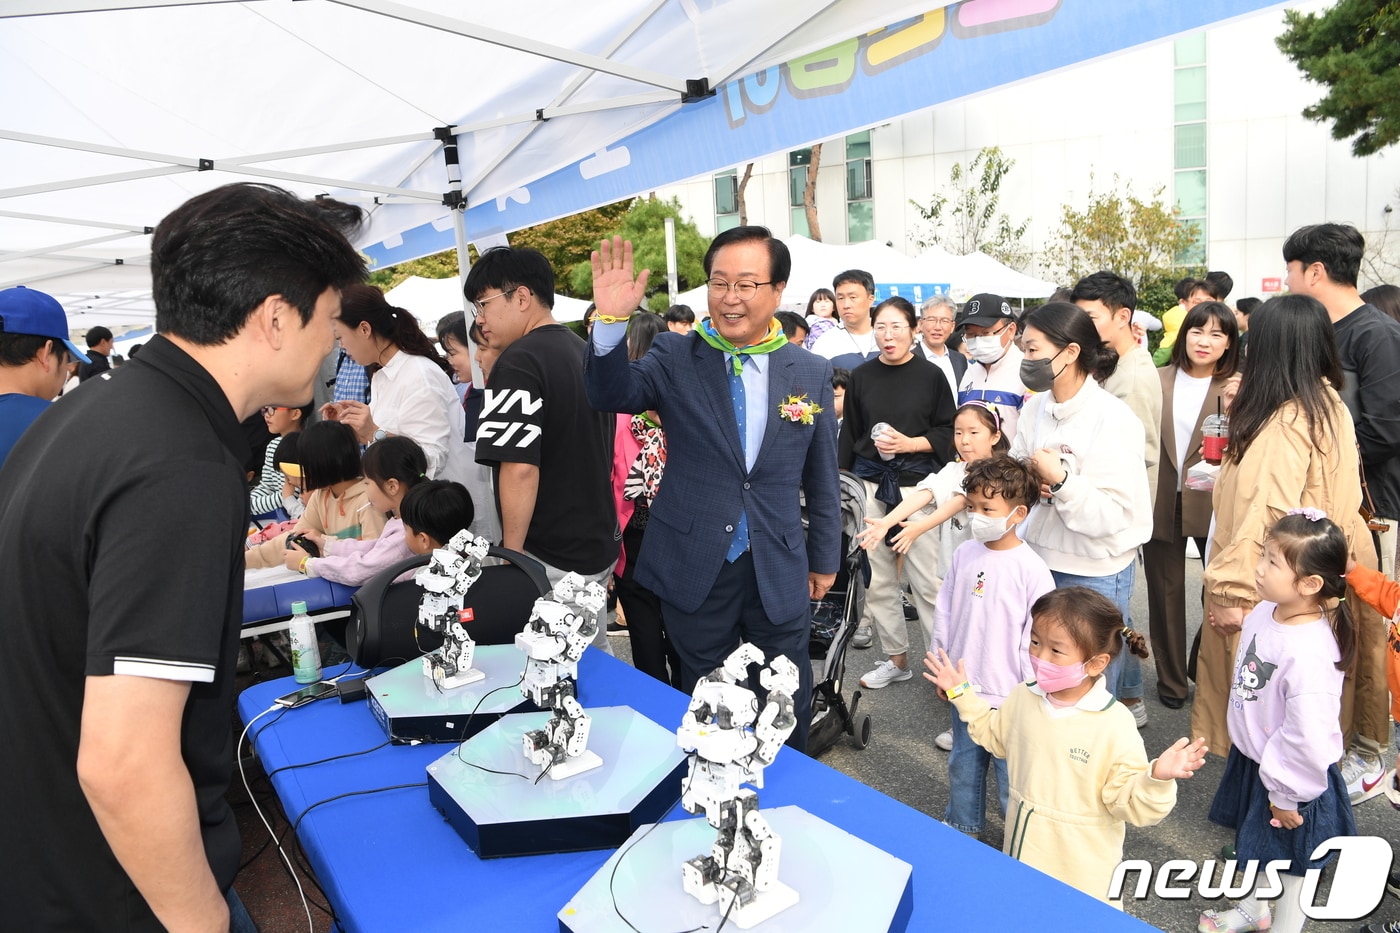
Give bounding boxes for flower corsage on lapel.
[778,393,823,425]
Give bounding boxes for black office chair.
[346,546,552,669]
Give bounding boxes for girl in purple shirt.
[1200,511,1358,933]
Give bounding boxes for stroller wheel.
[853,712,872,750]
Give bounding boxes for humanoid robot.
[676,643,800,927]
[414,530,491,688]
[514,572,607,780]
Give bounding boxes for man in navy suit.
[585,227,841,751]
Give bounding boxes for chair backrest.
[346,546,551,669]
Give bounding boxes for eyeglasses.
[707,279,774,299]
[261,406,289,417]
[470,287,521,316]
[874,323,911,335]
[922,317,954,327]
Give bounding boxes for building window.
[714,169,739,232]
[1173,35,1207,265]
[789,148,812,237]
[845,130,873,242]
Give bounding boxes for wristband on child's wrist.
[298,555,309,574]
[945,681,972,700]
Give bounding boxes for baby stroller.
[805,470,872,757]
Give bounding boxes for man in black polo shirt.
[0,183,365,932]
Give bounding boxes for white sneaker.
[849,625,873,650]
[1339,750,1389,804]
[860,659,912,689]
[1123,699,1147,729]
[934,729,953,751]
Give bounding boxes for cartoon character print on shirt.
[1232,635,1278,702]
[972,570,986,598]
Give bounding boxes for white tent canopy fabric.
[1,0,1281,330]
[1,0,934,326]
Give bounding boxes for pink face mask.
[1029,655,1086,694]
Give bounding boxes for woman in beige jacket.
[245,421,386,569]
[1193,295,1379,759]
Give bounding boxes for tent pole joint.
[683,78,714,102]
[198,158,214,171]
[442,191,466,210]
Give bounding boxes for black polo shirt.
[0,335,250,930]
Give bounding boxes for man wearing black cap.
[0,285,90,467]
[956,292,1028,441]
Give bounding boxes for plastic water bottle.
[288,600,322,684]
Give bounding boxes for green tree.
[365,199,634,294]
[1041,176,1197,290]
[509,198,634,296]
[566,196,708,311]
[1277,1,1400,157]
[366,250,460,291]
[908,146,1030,269]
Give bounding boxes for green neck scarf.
[698,318,787,375]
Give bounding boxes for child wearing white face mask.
[923,454,1054,836]
[925,586,1209,903]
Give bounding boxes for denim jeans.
[228,888,259,933]
[944,714,1009,834]
[1050,564,1141,701]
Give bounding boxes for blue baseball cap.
[0,286,90,363]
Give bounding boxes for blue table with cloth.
[242,565,357,638]
[237,650,1156,932]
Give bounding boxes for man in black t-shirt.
[466,247,619,643]
[1282,222,1400,802]
[0,184,365,932]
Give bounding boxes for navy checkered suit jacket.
[585,330,841,622]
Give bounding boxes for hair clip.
[1286,507,1327,522]
[964,400,1002,432]
[1120,625,1132,639]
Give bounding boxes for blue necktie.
[726,365,750,562]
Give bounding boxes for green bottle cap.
[290,600,308,615]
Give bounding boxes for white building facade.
[653,3,1400,299]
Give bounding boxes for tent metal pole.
[329,0,690,94]
[458,0,669,203]
[711,0,845,86]
[0,262,111,289]
[218,131,438,167]
[217,164,441,202]
[0,231,142,264]
[0,166,192,201]
[0,128,199,167]
[0,209,150,233]
[1,0,237,18]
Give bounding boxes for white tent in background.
[384,275,592,330]
[916,248,1058,300]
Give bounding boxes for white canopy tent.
[0,0,934,328]
[1,0,1281,331]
